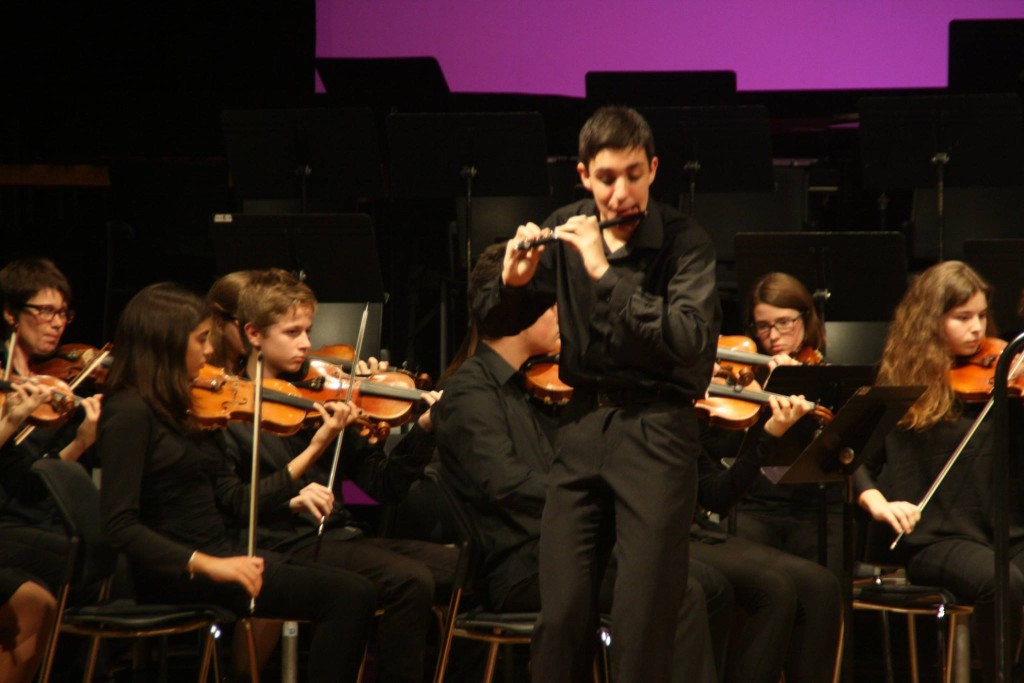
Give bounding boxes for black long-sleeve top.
[854,402,1024,551]
[99,390,237,573]
[215,415,435,550]
[433,344,557,608]
[472,199,720,401]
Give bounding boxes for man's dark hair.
[578,106,655,167]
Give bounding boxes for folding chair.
[31,458,259,683]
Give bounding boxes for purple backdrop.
[316,0,1022,95]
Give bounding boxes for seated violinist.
[206,270,256,375]
[0,380,58,683]
[856,260,1024,683]
[98,283,377,683]
[0,258,102,595]
[728,271,842,572]
[210,268,455,683]
[694,367,843,683]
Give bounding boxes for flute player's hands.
[503,223,549,287]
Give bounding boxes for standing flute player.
[474,106,721,681]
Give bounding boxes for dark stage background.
[1,2,1022,380]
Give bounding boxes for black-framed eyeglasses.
[750,313,804,336]
[22,303,75,324]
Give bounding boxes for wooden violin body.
[30,343,112,386]
[190,365,391,443]
[949,337,1024,402]
[307,345,433,390]
[521,355,572,407]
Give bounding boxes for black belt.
[594,388,680,407]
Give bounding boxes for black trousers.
[136,552,377,683]
[532,400,700,683]
[291,536,457,683]
[501,556,726,683]
[690,533,843,683]
[907,538,1024,683]
[732,502,844,578]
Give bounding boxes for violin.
[289,359,429,429]
[949,337,1024,402]
[30,343,113,386]
[521,355,573,407]
[0,375,80,427]
[716,336,823,387]
[306,345,433,390]
[190,366,390,443]
[696,379,834,430]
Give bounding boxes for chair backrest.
[31,458,119,590]
[423,466,482,597]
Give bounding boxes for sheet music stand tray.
[221,108,383,213]
[209,213,385,304]
[386,112,549,365]
[315,57,451,113]
[586,70,736,107]
[765,384,925,682]
[734,231,907,323]
[859,94,1023,261]
[639,106,774,215]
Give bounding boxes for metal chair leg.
[198,630,216,683]
[482,641,500,683]
[907,613,920,683]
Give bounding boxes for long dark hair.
[105,283,208,432]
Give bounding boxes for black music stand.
[639,106,774,216]
[586,70,736,107]
[859,94,1023,261]
[315,57,451,113]
[746,364,878,568]
[221,108,383,213]
[386,113,549,366]
[949,19,1024,96]
[209,213,386,353]
[765,384,926,683]
[734,231,907,323]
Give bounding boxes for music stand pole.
[992,331,1024,682]
[932,152,949,262]
[461,165,478,315]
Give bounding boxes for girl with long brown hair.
[855,260,1024,682]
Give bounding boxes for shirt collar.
[581,200,665,259]
[476,343,518,387]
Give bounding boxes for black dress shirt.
[472,199,720,401]
[433,344,556,608]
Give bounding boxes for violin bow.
[246,351,266,613]
[0,331,14,420]
[891,349,1024,550]
[316,303,370,541]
